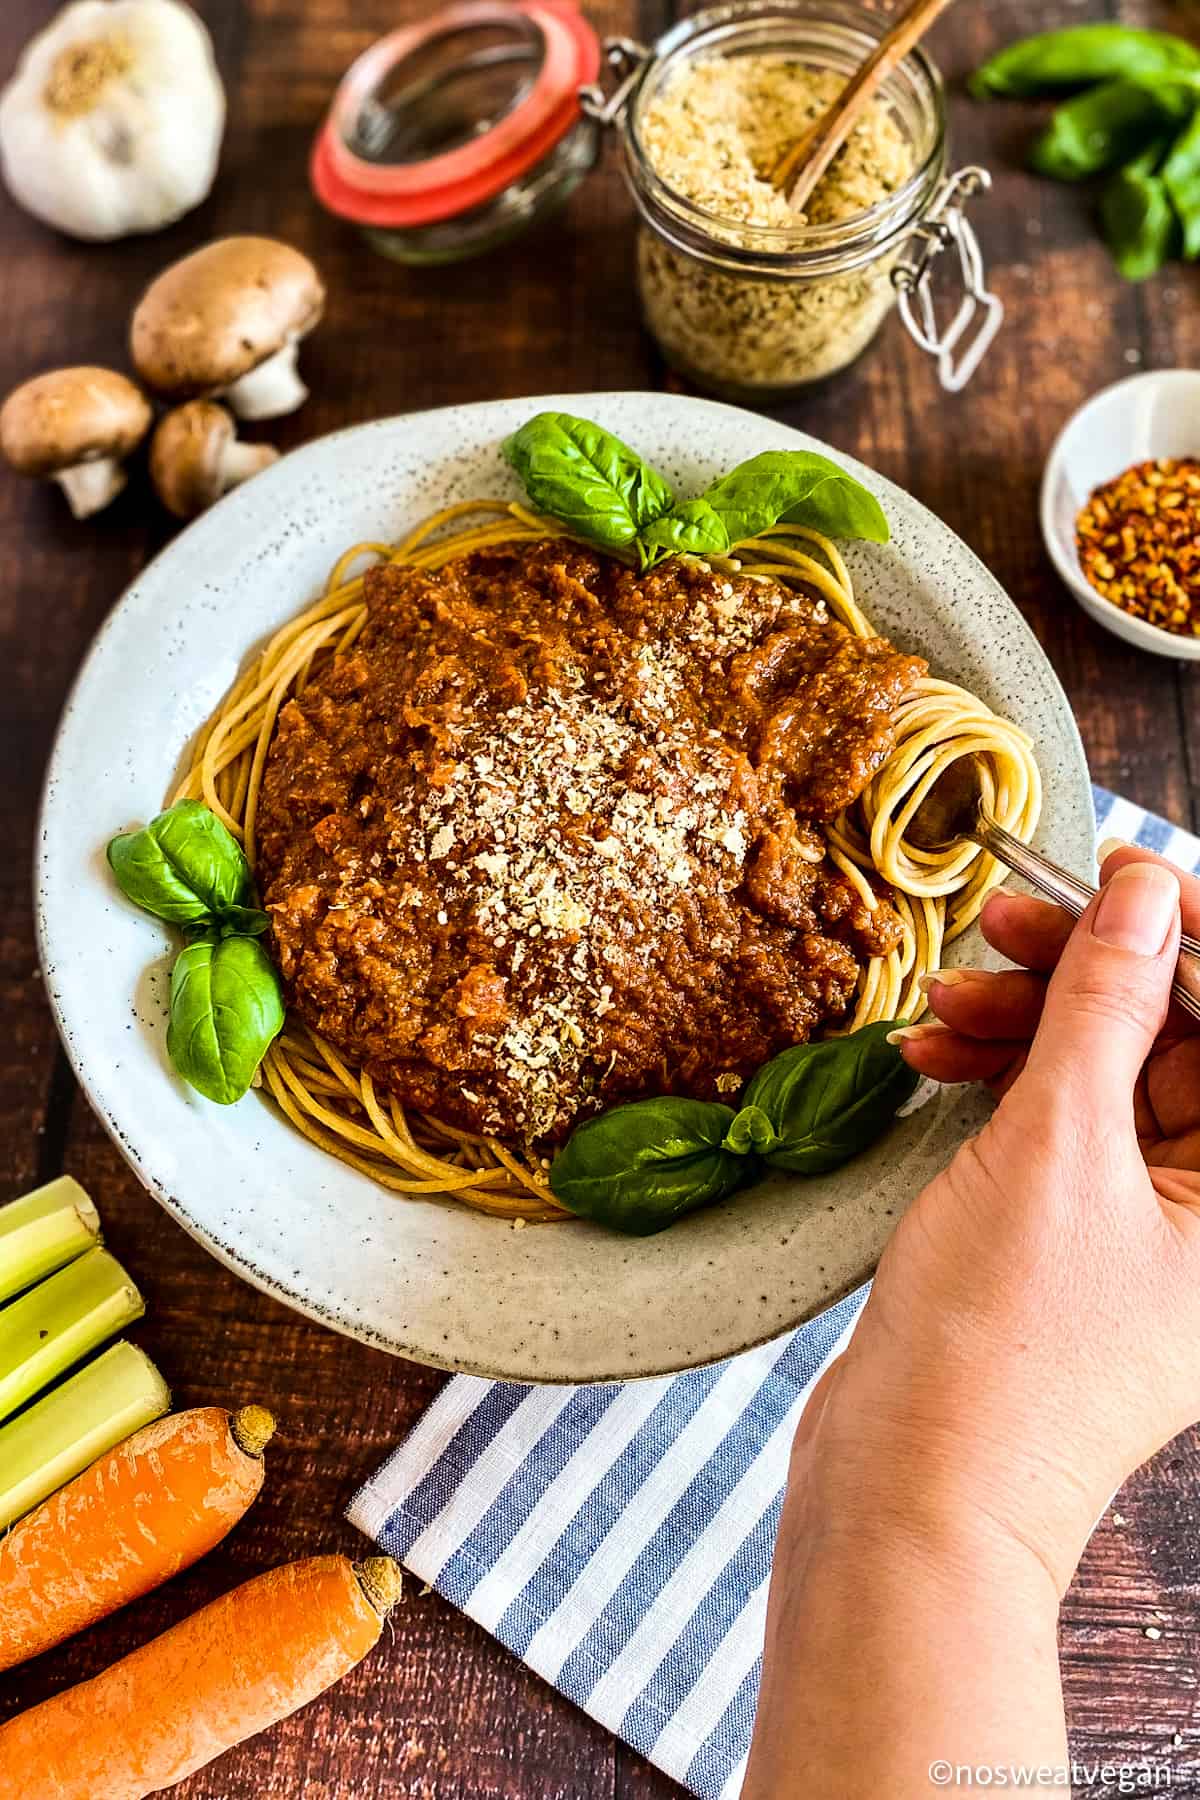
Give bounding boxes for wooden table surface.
[3,0,1200,1794]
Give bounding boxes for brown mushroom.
[130,237,325,420]
[0,367,153,517]
[149,401,278,520]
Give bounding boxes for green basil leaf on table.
[166,932,285,1106]
[107,799,252,927]
[1029,80,1193,182]
[502,413,674,554]
[639,451,889,564]
[971,25,1200,100]
[549,1096,758,1237]
[1163,110,1200,258]
[741,1021,919,1177]
[1101,141,1179,281]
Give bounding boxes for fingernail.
[917,969,976,993]
[887,1021,953,1045]
[1092,862,1180,956]
[1097,836,1129,866]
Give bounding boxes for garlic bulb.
[0,0,225,241]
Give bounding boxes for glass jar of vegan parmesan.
[582,1,1002,399]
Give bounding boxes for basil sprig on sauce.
[972,25,1200,280]
[550,1021,920,1236]
[107,801,283,1105]
[503,413,889,571]
[503,413,675,556]
[639,450,889,562]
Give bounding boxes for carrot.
[0,1553,402,1800]
[0,1404,276,1675]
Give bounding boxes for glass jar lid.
[311,0,601,229]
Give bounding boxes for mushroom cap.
[130,236,325,400]
[0,367,152,476]
[149,399,236,517]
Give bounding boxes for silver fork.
[906,758,1200,1023]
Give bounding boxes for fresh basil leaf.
[714,450,891,544]
[218,906,271,938]
[1101,142,1179,280]
[971,25,1200,100]
[1163,110,1200,258]
[549,1095,757,1236]
[503,412,674,553]
[639,450,889,563]
[1030,80,1193,181]
[108,800,251,927]
[722,1104,781,1157]
[742,1021,919,1176]
[167,932,284,1106]
[638,498,731,563]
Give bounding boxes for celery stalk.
[0,1176,101,1303]
[0,1246,145,1424]
[0,1340,170,1530]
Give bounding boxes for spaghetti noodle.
[173,502,1040,1218]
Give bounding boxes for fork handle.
[974,814,1200,1024]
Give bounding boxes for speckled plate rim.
[35,392,1093,1382]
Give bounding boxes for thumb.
[1022,859,1181,1105]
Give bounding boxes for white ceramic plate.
[1040,368,1200,661]
[37,393,1093,1382]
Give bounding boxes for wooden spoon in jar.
[770,0,958,213]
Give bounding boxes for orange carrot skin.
[0,1408,264,1676]
[0,1556,383,1800]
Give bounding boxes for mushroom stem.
[222,341,307,421]
[219,439,279,491]
[55,457,126,519]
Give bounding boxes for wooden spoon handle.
[772,0,957,210]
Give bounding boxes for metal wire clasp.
[893,167,1004,393]
[578,37,651,127]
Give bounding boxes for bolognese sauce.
[255,540,924,1145]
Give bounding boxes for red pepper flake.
[1075,457,1200,638]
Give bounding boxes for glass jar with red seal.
[310,0,602,266]
[311,0,1002,391]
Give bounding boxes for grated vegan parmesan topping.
[639,57,913,229]
[635,56,918,393]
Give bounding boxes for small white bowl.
[1040,368,1200,661]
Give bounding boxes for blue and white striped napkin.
[349,785,1200,1800]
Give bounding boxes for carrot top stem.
[355,1556,402,1617]
[230,1404,276,1458]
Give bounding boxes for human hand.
[743,852,1196,1794]
[899,842,1200,1180]
[804,845,1198,1595]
